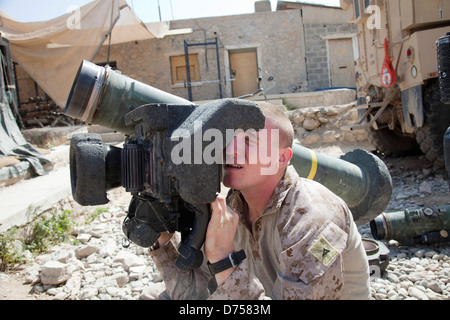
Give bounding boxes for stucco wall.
[94,10,307,101]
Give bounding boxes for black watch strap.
[207,249,246,276]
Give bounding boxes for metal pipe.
[215,37,223,99]
[184,39,192,101]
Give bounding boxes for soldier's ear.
[279,147,293,168]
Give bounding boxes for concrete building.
[14,0,356,118]
[91,1,356,102]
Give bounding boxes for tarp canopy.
[0,41,52,179]
[0,0,169,108]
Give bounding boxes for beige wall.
[301,5,353,24]
[94,10,307,102]
[14,4,355,117]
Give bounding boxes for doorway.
[328,38,356,87]
[229,49,259,97]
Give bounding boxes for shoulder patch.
[307,236,339,267]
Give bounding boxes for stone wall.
[283,89,367,146]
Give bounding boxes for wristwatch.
[207,249,246,276]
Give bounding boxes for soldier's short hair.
[256,101,294,148]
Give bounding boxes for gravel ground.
[358,153,450,300]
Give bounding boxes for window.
[170,54,200,85]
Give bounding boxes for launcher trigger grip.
[175,203,210,270]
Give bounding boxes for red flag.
[381,38,397,87]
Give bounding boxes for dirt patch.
[0,270,51,300]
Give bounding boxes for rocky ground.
[0,140,449,300]
[359,153,449,300]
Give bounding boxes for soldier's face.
[222,119,281,191]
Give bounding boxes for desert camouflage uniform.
[149,165,371,300]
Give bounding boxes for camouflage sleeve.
[208,260,268,300]
[272,219,348,300]
[148,234,211,300]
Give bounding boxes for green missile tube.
[65,60,193,134]
[371,205,450,245]
[291,144,392,225]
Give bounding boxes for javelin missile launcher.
[65,60,392,270]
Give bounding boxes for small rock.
[54,249,75,263]
[139,283,167,300]
[397,287,408,297]
[98,293,112,300]
[99,238,118,258]
[40,261,71,285]
[425,250,438,258]
[75,245,100,259]
[418,181,432,193]
[115,273,129,288]
[318,117,328,124]
[292,114,305,124]
[77,233,92,244]
[408,287,429,300]
[407,272,423,282]
[65,275,82,298]
[386,273,400,283]
[415,250,425,258]
[303,118,320,131]
[54,291,70,300]
[79,286,98,299]
[122,255,145,272]
[428,282,444,294]
[396,193,410,200]
[24,268,41,285]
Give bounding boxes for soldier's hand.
[156,232,173,248]
[205,194,239,284]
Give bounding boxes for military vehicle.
[342,0,450,169]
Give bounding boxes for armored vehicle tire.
[364,125,421,157]
[415,80,450,169]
